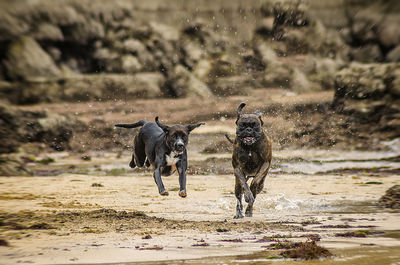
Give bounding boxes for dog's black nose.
[246,128,253,133]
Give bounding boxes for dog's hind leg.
[234,178,244,219]
[129,153,136,168]
[133,135,146,167]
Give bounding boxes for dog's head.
[155,117,205,154]
[235,103,264,145]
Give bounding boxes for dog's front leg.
[246,161,270,217]
[177,166,187,198]
[153,166,168,196]
[234,168,254,204]
[234,177,244,219]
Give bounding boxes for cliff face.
[0,0,399,151]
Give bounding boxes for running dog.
[227,103,272,218]
[115,117,204,197]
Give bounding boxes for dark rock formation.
[0,102,85,153]
[379,185,400,209]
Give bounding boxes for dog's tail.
[115,120,146,129]
[225,134,235,144]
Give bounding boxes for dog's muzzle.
[174,139,185,154]
[242,136,256,145]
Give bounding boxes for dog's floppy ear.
[186,122,205,133]
[254,110,264,125]
[235,102,246,124]
[155,116,170,132]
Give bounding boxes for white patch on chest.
[166,152,180,167]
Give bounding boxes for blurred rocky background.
[1,0,400,175]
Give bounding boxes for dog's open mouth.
[243,136,256,145]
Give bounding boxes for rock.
[254,43,277,66]
[122,39,155,69]
[121,55,143,73]
[291,68,320,93]
[378,185,400,209]
[149,22,180,42]
[31,23,64,41]
[33,113,77,151]
[63,19,105,44]
[390,69,400,97]
[0,104,22,153]
[165,65,213,98]
[126,72,165,98]
[263,63,293,88]
[63,73,165,100]
[305,57,343,89]
[271,0,309,27]
[193,59,213,81]
[350,44,383,63]
[0,11,29,41]
[210,55,240,78]
[377,15,400,49]
[0,102,84,153]
[211,76,252,96]
[255,17,275,36]
[284,29,309,54]
[334,63,392,101]
[386,45,400,62]
[4,37,61,80]
[180,40,204,70]
[0,155,31,176]
[351,15,379,44]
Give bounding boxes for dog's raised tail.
[225,134,235,144]
[115,120,146,128]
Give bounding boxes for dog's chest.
[238,150,260,173]
[166,153,180,165]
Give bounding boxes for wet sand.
[1,146,400,264]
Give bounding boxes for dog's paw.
[159,190,169,196]
[245,208,253,217]
[244,192,254,204]
[234,212,244,219]
[178,190,187,198]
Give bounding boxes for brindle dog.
[228,103,272,218]
[115,117,204,197]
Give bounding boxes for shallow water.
[1,148,399,264]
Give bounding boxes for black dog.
[227,103,272,218]
[115,117,204,197]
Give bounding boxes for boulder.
[211,76,252,96]
[350,44,383,63]
[390,69,400,97]
[0,102,84,153]
[165,65,213,98]
[254,43,278,66]
[4,37,61,80]
[0,156,31,176]
[291,68,320,92]
[0,11,29,41]
[378,185,400,209]
[263,62,293,88]
[149,22,180,42]
[121,55,143,73]
[122,38,155,70]
[386,45,400,62]
[334,63,392,100]
[193,59,213,81]
[63,73,165,100]
[31,23,64,41]
[377,15,400,49]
